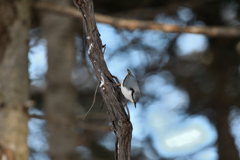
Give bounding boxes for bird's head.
[131,89,140,108]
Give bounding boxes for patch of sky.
[29,153,50,160]
[28,38,47,85]
[99,132,116,151]
[176,33,208,56]
[28,106,49,159]
[147,103,180,133]
[28,107,48,155]
[143,73,175,97]
[75,36,83,62]
[165,33,179,41]
[221,2,238,23]
[128,103,149,140]
[106,49,148,82]
[161,89,189,110]
[75,146,92,159]
[192,147,218,160]
[155,13,186,26]
[131,139,143,156]
[97,23,125,54]
[177,7,194,22]
[155,11,209,57]
[229,106,240,152]
[141,30,168,51]
[121,29,143,42]
[143,142,160,160]
[127,49,148,68]
[105,53,131,80]
[147,113,217,158]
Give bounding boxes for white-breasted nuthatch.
[121,69,141,108]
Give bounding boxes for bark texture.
[74,0,132,160]
[0,0,30,159]
[41,0,78,159]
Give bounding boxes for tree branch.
[73,0,132,159]
[29,113,111,132]
[30,113,108,120]
[33,1,240,37]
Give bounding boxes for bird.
[121,69,141,108]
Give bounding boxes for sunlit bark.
[0,0,30,159]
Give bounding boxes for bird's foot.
[115,83,121,87]
[123,101,128,107]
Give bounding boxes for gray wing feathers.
[123,75,140,91]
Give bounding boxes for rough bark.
[73,0,132,160]
[0,0,30,159]
[41,0,78,159]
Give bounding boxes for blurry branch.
[33,1,240,37]
[29,113,108,120]
[77,112,108,120]
[29,113,111,132]
[29,114,46,120]
[33,2,80,18]
[78,122,111,132]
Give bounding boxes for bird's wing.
[123,75,140,91]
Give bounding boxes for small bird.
[121,69,141,108]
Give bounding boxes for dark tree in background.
[41,0,78,159]
[0,0,240,160]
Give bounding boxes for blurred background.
[23,0,240,160]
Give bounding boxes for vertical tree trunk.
[0,1,30,159]
[74,1,132,160]
[216,108,239,160]
[41,1,78,159]
[210,39,239,160]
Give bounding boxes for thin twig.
[83,82,99,121]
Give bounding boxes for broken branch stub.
[73,0,132,159]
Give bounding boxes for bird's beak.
[134,102,136,108]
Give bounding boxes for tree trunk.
[216,108,239,160]
[209,39,239,160]
[74,1,132,160]
[0,0,30,159]
[41,0,78,159]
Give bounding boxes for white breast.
[121,79,134,103]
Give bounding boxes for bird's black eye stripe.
[130,88,135,101]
